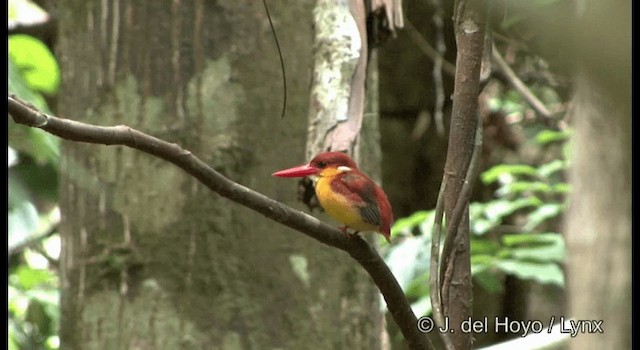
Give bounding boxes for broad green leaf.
[510,244,565,263]
[484,197,542,221]
[471,239,500,255]
[8,200,39,248]
[9,56,60,165]
[495,259,564,286]
[9,125,60,166]
[502,233,565,262]
[471,218,496,236]
[405,273,429,299]
[497,181,552,197]
[391,210,433,237]
[481,164,538,185]
[8,56,50,113]
[523,203,564,231]
[9,34,60,95]
[534,129,571,145]
[384,236,430,292]
[10,266,56,290]
[536,159,567,178]
[552,183,571,193]
[470,254,495,270]
[501,232,563,246]
[9,0,48,24]
[473,269,504,293]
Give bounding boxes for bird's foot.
[338,226,361,239]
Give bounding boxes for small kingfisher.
[273,152,394,243]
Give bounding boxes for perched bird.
[272,152,394,243]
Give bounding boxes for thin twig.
[440,116,482,309]
[430,176,455,350]
[8,94,432,350]
[492,44,553,119]
[404,19,456,77]
[263,0,287,119]
[429,0,447,136]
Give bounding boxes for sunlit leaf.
[501,232,562,246]
[536,159,566,178]
[11,266,56,290]
[502,233,565,262]
[8,200,39,249]
[552,183,571,193]
[481,164,538,185]
[523,203,564,231]
[391,210,433,237]
[405,273,429,299]
[471,239,500,255]
[288,254,310,287]
[8,56,50,113]
[9,34,60,95]
[384,235,430,292]
[8,0,48,25]
[484,197,542,222]
[534,129,571,145]
[497,181,552,196]
[495,259,564,286]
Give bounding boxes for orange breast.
[314,175,379,232]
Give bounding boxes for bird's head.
[272,152,359,178]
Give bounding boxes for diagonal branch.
[8,94,433,350]
[491,45,553,119]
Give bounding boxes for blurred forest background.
[8,0,629,349]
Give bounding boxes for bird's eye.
[316,161,327,168]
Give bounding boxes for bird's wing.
[334,172,383,227]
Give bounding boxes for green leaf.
[405,273,429,299]
[384,235,430,292]
[481,164,538,185]
[9,124,61,166]
[391,210,433,237]
[471,239,500,256]
[501,232,562,246]
[288,254,310,287]
[534,129,571,145]
[502,233,565,262]
[497,181,552,196]
[9,0,48,24]
[8,56,50,113]
[536,159,567,178]
[473,269,504,293]
[495,259,564,286]
[470,255,495,272]
[523,203,564,231]
[9,34,60,95]
[10,266,56,290]
[552,183,571,194]
[8,200,39,248]
[484,197,543,221]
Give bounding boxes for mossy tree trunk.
[57,1,384,349]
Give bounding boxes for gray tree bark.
[563,1,631,349]
[565,3,631,347]
[56,1,383,349]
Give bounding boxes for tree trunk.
[563,1,630,349]
[57,1,383,349]
[438,1,485,349]
[565,47,631,350]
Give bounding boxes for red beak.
[272,164,319,178]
